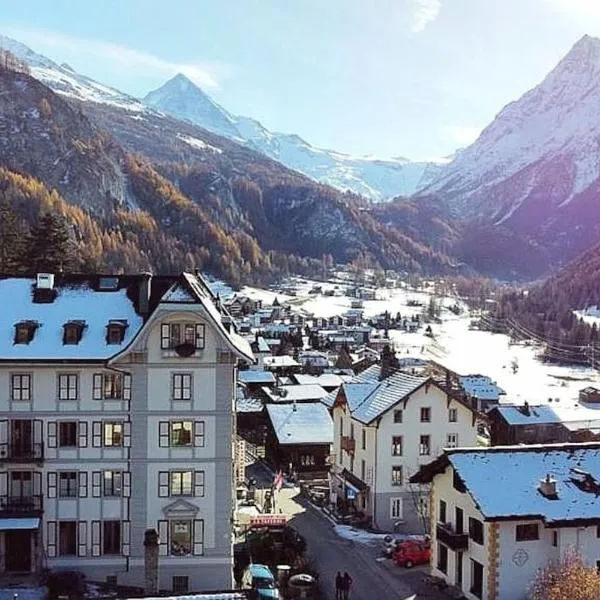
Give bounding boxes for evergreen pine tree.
[0,199,26,273]
[28,212,76,273]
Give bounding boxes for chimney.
[379,344,399,381]
[33,273,57,304]
[139,272,152,317]
[539,474,558,499]
[143,528,160,595]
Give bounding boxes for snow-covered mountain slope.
[423,35,600,225]
[144,74,442,201]
[0,34,145,111]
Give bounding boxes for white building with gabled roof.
[0,272,252,593]
[411,442,600,600]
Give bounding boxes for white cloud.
[4,28,222,89]
[443,125,482,146]
[409,0,441,33]
[545,0,600,22]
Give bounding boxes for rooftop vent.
[36,273,54,290]
[33,273,57,303]
[539,474,558,500]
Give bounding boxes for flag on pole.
[273,470,284,492]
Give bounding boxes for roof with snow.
[411,443,600,525]
[266,402,333,445]
[492,403,600,431]
[459,375,505,401]
[264,384,328,403]
[263,356,300,368]
[238,371,276,385]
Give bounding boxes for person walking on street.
[342,572,353,600]
[335,571,343,600]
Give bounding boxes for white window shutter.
[158,520,169,556]
[47,421,57,448]
[78,472,88,498]
[122,520,131,556]
[161,324,170,349]
[194,421,205,447]
[158,421,170,447]
[0,472,6,496]
[47,472,57,499]
[193,519,204,555]
[194,471,205,497]
[78,421,88,447]
[123,421,131,447]
[92,471,102,498]
[123,374,132,401]
[123,471,131,497]
[92,422,102,447]
[91,520,101,557]
[78,521,87,556]
[0,420,7,446]
[195,323,205,349]
[47,521,57,558]
[158,471,169,497]
[92,374,103,400]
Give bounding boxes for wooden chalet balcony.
[0,495,43,517]
[436,522,468,551]
[0,442,44,463]
[341,436,355,454]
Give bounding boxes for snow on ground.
[177,133,222,154]
[334,525,391,544]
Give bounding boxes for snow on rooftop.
[496,403,600,427]
[263,355,300,368]
[238,370,276,385]
[266,402,333,445]
[265,384,328,402]
[459,375,505,400]
[449,445,600,523]
[0,278,142,360]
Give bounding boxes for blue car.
[242,563,279,599]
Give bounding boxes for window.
[391,497,403,519]
[103,422,123,447]
[161,323,205,351]
[391,436,403,456]
[59,472,78,498]
[93,373,123,400]
[103,521,121,555]
[170,520,192,556]
[420,407,431,422]
[361,428,366,450]
[11,374,31,401]
[58,374,78,400]
[437,542,448,574]
[393,409,403,423]
[59,422,77,447]
[172,374,192,400]
[552,530,558,547]
[516,523,539,542]
[63,321,85,345]
[469,517,484,546]
[170,471,193,496]
[439,499,447,524]
[103,471,123,497]
[106,320,127,344]
[14,321,37,344]
[59,521,77,556]
[339,417,343,438]
[172,577,189,594]
[419,435,431,455]
[171,421,193,446]
[448,408,458,422]
[470,559,483,599]
[300,455,315,466]
[391,466,403,486]
[446,433,459,448]
[361,459,365,482]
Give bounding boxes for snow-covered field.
[238,277,600,406]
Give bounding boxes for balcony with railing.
[436,522,469,551]
[0,495,43,517]
[0,443,44,463]
[341,436,355,454]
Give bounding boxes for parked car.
[393,540,431,568]
[242,563,279,599]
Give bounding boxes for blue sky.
[0,0,596,160]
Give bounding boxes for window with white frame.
[11,374,31,401]
[172,373,192,400]
[158,519,204,557]
[170,471,193,496]
[58,374,78,400]
[391,466,403,486]
[419,435,431,455]
[58,422,78,447]
[448,408,458,422]
[161,323,205,351]
[158,470,204,497]
[59,472,78,497]
[446,433,459,448]
[159,420,204,448]
[420,407,431,423]
[393,409,403,423]
[93,373,125,400]
[103,471,123,497]
[390,497,403,519]
[103,422,123,447]
[170,421,193,446]
[103,521,121,555]
[391,435,403,456]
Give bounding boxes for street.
[243,461,447,600]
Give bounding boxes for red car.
[393,540,431,568]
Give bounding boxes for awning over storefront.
[0,518,40,530]
[332,468,369,497]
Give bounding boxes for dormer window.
[161,322,206,356]
[63,321,86,345]
[14,321,39,345]
[106,320,128,345]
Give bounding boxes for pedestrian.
[342,571,353,600]
[335,571,343,600]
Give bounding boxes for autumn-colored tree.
[529,549,600,600]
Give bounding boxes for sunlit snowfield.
[235,278,600,406]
